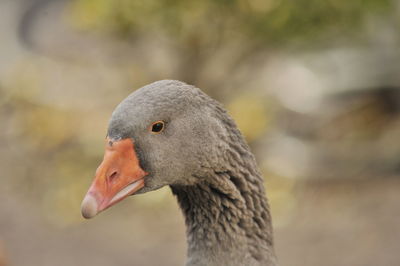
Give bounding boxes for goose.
[81,80,278,266]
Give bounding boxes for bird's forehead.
[107,81,199,139]
[107,102,161,140]
[113,90,186,120]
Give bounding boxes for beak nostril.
[109,171,118,182]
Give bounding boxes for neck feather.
[171,161,277,266]
[172,101,277,266]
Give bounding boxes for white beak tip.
[81,195,98,219]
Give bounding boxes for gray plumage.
[108,80,278,266]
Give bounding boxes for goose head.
[81,80,229,218]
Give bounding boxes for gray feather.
[108,80,278,266]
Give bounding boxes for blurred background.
[0,0,400,265]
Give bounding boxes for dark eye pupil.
[152,122,164,132]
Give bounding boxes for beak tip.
[81,194,99,219]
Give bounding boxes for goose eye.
[150,121,165,133]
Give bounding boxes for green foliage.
[70,0,393,46]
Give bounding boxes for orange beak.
[81,138,148,219]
